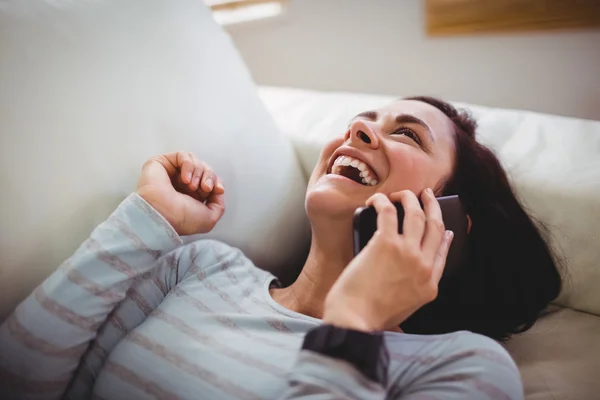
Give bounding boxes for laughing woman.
[0,97,561,400]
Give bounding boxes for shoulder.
[175,238,245,264]
[175,239,273,280]
[385,331,523,399]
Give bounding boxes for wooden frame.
[426,0,600,36]
[207,0,285,12]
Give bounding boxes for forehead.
[373,99,455,137]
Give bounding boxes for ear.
[467,214,472,234]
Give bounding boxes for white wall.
[226,0,600,120]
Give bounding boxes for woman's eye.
[391,128,421,145]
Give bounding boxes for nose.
[345,120,379,148]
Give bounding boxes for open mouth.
[328,155,378,186]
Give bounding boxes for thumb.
[206,192,225,220]
[183,192,225,235]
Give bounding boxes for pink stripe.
[390,352,439,365]
[126,287,154,316]
[189,246,295,333]
[131,194,181,245]
[190,248,294,330]
[112,216,162,259]
[64,265,122,303]
[109,315,129,335]
[390,348,516,372]
[266,318,293,333]
[189,249,247,314]
[400,395,440,400]
[152,309,286,378]
[168,252,179,270]
[472,377,515,400]
[433,373,514,400]
[6,314,88,358]
[86,237,137,278]
[386,332,464,344]
[0,365,68,394]
[126,332,262,400]
[173,287,297,351]
[105,360,181,400]
[153,276,169,296]
[446,348,517,371]
[91,342,110,360]
[34,288,99,331]
[173,286,212,312]
[212,246,240,285]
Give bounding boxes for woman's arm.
[280,191,523,399]
[0,194,182,400]
[280,329,523,400]
[0,151,226,400]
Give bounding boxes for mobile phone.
[352,195,468,277]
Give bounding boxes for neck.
[271,218,354,320]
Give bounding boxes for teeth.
[332,154,378,186]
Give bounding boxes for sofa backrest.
[0,0,309,319]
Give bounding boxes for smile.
[328,155,378,186]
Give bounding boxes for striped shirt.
[0,194,523,399]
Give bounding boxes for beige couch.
[0,0,598,398]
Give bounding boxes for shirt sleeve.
[280,333,524,400]
[392,333,524,400]
[0,193,183,400]
[279,350,386,400]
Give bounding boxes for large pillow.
[258,86,600,316]
[0,0,309,319]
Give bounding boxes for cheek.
[308,138,344,183]
[384,152,440,193]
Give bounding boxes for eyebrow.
[351,111,435,143]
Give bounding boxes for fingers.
[420,188,446,260]
[389,190,425,245]
[200,169,216,193]
[176,152,196,185]
[183,190,226,234]
[432,230,454,283]
[154,151,224,198]
[366,193,398,236]
[191,159,225,196]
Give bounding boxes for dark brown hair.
[400,96,563,341]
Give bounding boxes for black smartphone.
[352,195,468,277]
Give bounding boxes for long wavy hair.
[400,96,563,341]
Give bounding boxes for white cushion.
[258,86,600,316]
[0,0,309,319]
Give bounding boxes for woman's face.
[306,99,457,219]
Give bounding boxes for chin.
[305,173,370,221]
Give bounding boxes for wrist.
[302,324,389,385]
[322,301,382,333]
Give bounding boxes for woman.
[0,97,561,400]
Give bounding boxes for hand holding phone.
[324,191,461,331]
[352,194,468,277]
